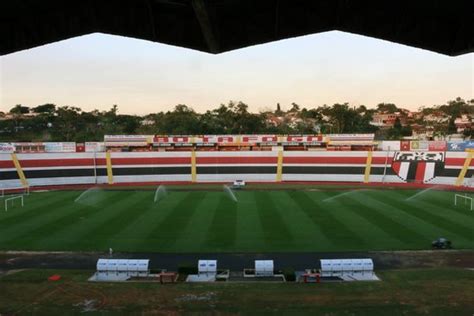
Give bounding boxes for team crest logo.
[391,152,445,183]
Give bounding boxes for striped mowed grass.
[0,187,473,252]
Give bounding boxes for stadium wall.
[0,151,473,189]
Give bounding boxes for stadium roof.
[1,0,473,56]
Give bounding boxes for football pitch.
[0,185,473,253]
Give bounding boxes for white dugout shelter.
[198,260,217,275]
[95,259,150,281]
[255,260,274,277]
[186,259,218,282]
[320,259,376,281]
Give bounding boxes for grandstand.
[1,135,473,188]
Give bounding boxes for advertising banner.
[419,141,429,150]
[13,142,44,147]
[428,141,447,151]
[106,142,148,147]
[410,141,419,150]
[105,135,153,143]
[153,136,192,144]
[283,135,323,143]
[85,142,106,152]
[241,135,278,144]
[44,142,76,152]
[466,140,474,150]
[410,141,429,151]
[44,143,61,152]
[447,141,474,152]
[447,141,464,151]
[400,140,410,151]
[327,134,374,141]
[0,143,15,153]
[380,141,400,151]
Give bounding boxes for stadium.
[1,135,474,313]
[2,87,474,313]
[1,0,474,313]
[1,135,474,254]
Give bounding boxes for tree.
[32,103,56,114]
[225,101,265,134]
[275,103,283,115]
[354,108,378,134]
[376,103,398,113]
[439,97,473,118]
[401,124,413,137]
[109,104,118,116]
[385,117,404,140]
[52,106,83,141]
[289,102,300,112]
[463,128,473,138]
[0,97,469,141]
[211,104,233,133]
[355,105,368,114]
[10,104,29,114]
[393,117,402,130]
[161,104,201,134]
[447,118,457,134]
[324,103,353,133]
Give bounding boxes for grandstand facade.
[1,135,473,189]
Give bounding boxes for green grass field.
[1,268,474,315]
[0,186,473,252]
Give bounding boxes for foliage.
[447,118,457,134]
[318,103,377,134]
[438,97,474,117]
[178,263,198,275]
[32,103,56,114]
[9,104,29,114]
[275,103,283,115]
[376,103,399,113]
[0,97,471,141]
[281,267,296,282]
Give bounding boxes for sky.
[0,31,473,115]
